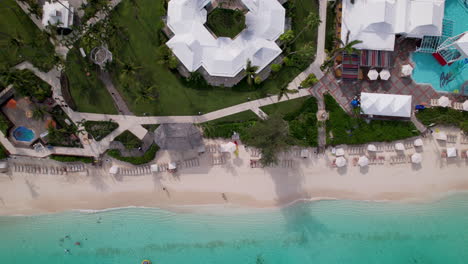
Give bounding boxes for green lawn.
[206,8,245,38]
[201,110,259,139]
[292,0,320,52]
[0,0,56,71]
[84,120,119,141]
[325,94,419,145]
[49,155,94,163]
[64,47,117,114]
[416,107,468,133]
[113,130,142,149]
[84,0,319,116]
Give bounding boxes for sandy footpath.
[0,129,467,215]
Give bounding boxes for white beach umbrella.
[411,153,422,164]
[300,149,309,158]
[395,142,405,151]
[413,138,423,147]
[438,96,450,107]
[335,148,345,156]
[367,69,379,80]
[220,142,237,153]
[435,132,447,141]
[335,156,347,167]
[379,69,391,80]
[463,100,468,111]
[150,164,159,172]
[168,162,177,170]
[358,156,369,167]
[447,147,457,158]
[109,166,119,174]
[401,64,413,77]
[367,144,377,152]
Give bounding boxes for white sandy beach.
[0,126,467,216]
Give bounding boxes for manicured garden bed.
[113,130,142,149]
[206,8,245,38]
[107,143,159,165]
[50,155,94,163]
[416,107,468,133]
[84,120,119,141]
[202,110,259,139]
[324,94,419,145]
[142,124,160,132]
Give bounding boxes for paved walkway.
[98,71,133,115]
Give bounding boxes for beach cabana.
[367,69,379,80]
[437,96,450,107]
[379,69,391,80]
[395,142,405,151]
[358,156,369,167]
[367,144,377,152]
[414,138,423,147]
[401,64,413,77]
[463,100,468,111]
[154,123,204,151]
[109,166,119,175]
[335,157,347,167]
[150,164,159,172]
[168,162,177,173]
[360,93,412,118]
[335,148,345,156]
[220,142,236,153]
[0,162,8,173]
[447,148,457,158]
[411,153,422,164]
[300,149,309,158]
[435,132,447,141]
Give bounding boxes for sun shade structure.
[379,69,391,80]
[462,100,468,111]
[150,164,159,172]
[42,1,74,28]
[341,0,445,51]
[358,156,369,167]
[360,92,412,118]
[435,132,447,141]
[367,144,377,151]
[438,96,450,107]
[220,142,237,153]
[447,147,457,158]
[414,138,423,147]
[367,69,379,80]
[335,148,345,156]
[109,166,119,174]
[166,0,285,77]
[395,142,405,151]
[154,123,204,151]
[401,64,414,77]
[335,157,347,167]
[411,153,422,163]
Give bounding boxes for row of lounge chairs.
[389,155,411,164]
[13,163,85,175]
[250,159,294,168]
[118,165,151,176]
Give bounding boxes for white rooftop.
[454,32,468,58]
[166,0,285,77]
[341,0,445,51]
[42,1,74,28]
[360,92,413,118]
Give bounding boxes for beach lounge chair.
[447,134,458,143]
[461,135,468,144]
[250,159,261,168]
[430,99,438,107]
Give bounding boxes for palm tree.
[277,84,298,101]
[245,59,258,86]
[135,84,158,103]
[290,13,321,44]
[117,59,142,80]
[321,34,363,73]
[32,106,48,121]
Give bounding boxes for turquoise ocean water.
[1,193,468,264]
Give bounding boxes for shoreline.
[0,127,467,216]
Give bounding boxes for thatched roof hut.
[154,123,204,151]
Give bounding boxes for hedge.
[107,144,159,165]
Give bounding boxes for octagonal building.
[165,0,286,86]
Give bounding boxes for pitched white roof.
[360,92,412,118]
[166,0,285,77]
[341,0,445,51]
[454,32,468,58]
[42,1,74,28]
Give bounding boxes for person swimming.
[64,249,70,254]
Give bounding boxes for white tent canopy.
[168,162,177,170]
[360,92,412,118]
[401,64,413,76]
[395,142,405,151]
[367,144,377,151]
[335,148,345,156]
[463,100,468,111]
[358,156,369,167]
[447,147,457,158]
[300,149,309,158]
[414,138,423,147]
[411,153,422,163]
[336,157,347,167]
[368,69,379,80]
[220,142,237,153]
[109,166,119,174]
[150,164,159,172]
[379,69,391,80]
[438,96,450,107]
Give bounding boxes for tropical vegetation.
[50,155,94,163]
[206,8,246,38]
[107,143,159,165]
[83,120,119,141]
[416,107,468,133]
[113,130,142,149]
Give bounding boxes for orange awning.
[6,99,16,108]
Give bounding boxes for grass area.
[67,0,318,115]
[324,94,419,145]
[82,0,110,21]
[416,107,468,133]
[0,0,56,71]
[49,155,94,163]
[206,8,245,38]
[64,47,117,114]
[113,130,142,149]
[325,1,337,52]
[262,97,318,146]
[84,120,118,141]
[202,110,259,139]
[142,124,159,132]
[107,143,159,165]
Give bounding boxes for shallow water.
[1,193,468,264]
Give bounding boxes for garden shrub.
[107,144,159,165]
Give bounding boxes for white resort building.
[165,0,285,86]
[42,1,74,29]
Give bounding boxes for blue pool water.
[1,193,468,264]
[412,0,468,93]
[12,126,35,142]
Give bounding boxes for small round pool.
[13,126,35,142]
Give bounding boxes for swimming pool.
[13,126,35,142]
[411,0,468,93]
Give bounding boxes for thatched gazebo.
[154,123,204,151]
